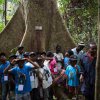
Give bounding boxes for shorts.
[68,86,79,95]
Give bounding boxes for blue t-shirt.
[64,57,69,69]
[10,64,32,94]
[65,65,80,87]
[0,61,10,83]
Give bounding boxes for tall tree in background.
[57,0,98,44]
[4,0,7,25]
[0,0,75,54]
[95,0,100,99]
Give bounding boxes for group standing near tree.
[0,42,97,100]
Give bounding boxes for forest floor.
[0,95,84,100]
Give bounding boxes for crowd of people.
[0,42,97,100]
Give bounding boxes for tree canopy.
[57,0,98,44]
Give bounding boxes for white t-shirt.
[43,60,51,73]
[29,69,39,89]
[39,65,53,89]
[54,53,64,61]
[16,51,24,59]
[54,53,64,70]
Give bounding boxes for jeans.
[15,92,31,100]
[2,83,9,100]
[30,88,40,100]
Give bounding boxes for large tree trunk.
[0,4,25,54]
[0,0,75,54]
[95,0,100,99]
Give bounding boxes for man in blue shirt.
[0,53,10,100]
[80,43,97,100]
[4,58,39,100]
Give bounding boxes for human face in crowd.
[18,48,24,54]
[24,53,29,59]
[9,57,13,62]
[65,52,69,57]
[89,45,97,57]
[17,60,25,68]
[37,58,44,68]
[0,56,6,64]
[76,45,85,52]
[56,46,61,53]
[29,54,37,61]
[65,50,74,57]
[70,60,77,67]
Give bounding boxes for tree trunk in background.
[0,5,25,54]
[0,0,75,54]
[95,0,100,99]
[4,0,7,25]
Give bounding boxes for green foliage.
[57,0,98,44]
[0,23,5,32]
[0,0,19,32]
[0,0,4,5]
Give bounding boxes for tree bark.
[0,0,75,54]
[4,0,7,25]
[0,4,25,54]
[95,0,100,99]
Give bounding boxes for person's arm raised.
[41,55,53,61]
[4,59,18,74]
[25,58,40,68]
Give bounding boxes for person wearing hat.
[16,46,24,59]
[4,58,40,100]
[72,42,85,64]
[65,55,81,99]
[80,43,97,100]
[0,52,10,100]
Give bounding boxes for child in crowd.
[37,57,53,100]
[4,58,39,100]
[64,50,74,69]
[0,53,10,100]
[42,52,54,100]
[16,46,24,59]
[54,45,64,71]
[46,51,58,78]
[65,55,81,99]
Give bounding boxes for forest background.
[0,0,98,44]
